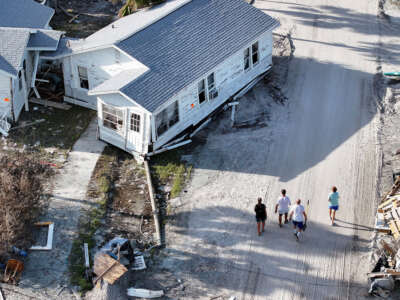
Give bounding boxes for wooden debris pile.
[375,177,400,238]
[369,177,400,296]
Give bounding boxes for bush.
[0,154,51,258]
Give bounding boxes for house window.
[130,113,141,133]
[198,79,206,104]
[252,42,259,65]
[18,71,22,90]
[244,48,250,70]
[102,103,124,132]
[78,66,89,90]
[155,101,179,137]
[207,73,218,100]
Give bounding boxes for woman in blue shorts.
[328,186,339,226]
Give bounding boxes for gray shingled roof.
[116,0,279,112]
[27,29,63,50]
[0,27,31,76]
[0,0,54,29]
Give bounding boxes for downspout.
[22,74,28,112]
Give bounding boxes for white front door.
[126,109,144,153]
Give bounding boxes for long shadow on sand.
[180,56,378,182]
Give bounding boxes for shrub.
[0,154,51,258]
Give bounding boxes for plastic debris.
[131,255,146,270]
[127,288,164,298]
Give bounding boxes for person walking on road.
[255,197,267,236]
[289,199,307,241]
[275,189,291,227]
[328,186,339,226]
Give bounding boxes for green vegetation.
[68,146,118,293]
[151,149,192,198]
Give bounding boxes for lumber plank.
[390,220,400,240]
[380,240,396,257]
[379,198,395,209]
[34,221,53,226]
[93,253,127,285]
[368,272,400,278]
[29,98,71,110]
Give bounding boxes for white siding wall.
[63,47,143,110]
[12,50,33,121]
[13,75,26,120]
[153,31,273,149]
[98,93,150,155]
[0,74,12,118]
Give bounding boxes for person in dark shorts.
[289,199,307,241]
[275,189,291,227]
[255,197,267,236]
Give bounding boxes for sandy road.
[165,0,384,299]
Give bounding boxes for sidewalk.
[4,119,105,300]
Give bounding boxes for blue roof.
[27,29,63,50]
[116,0,279,112]
[0,0,54,29]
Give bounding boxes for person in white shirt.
[289,199,308,241]
[275,189,291,227]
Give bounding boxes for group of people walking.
[254,187,340,241]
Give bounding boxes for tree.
[118,0,166,18]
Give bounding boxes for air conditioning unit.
[209,89,218,100]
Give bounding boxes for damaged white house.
[43,0,279,159]
[2,0,278,159]
[0,0,63,136]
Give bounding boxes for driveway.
[165,0,382,299]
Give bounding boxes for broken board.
[389,220,400,240]
[93,253,127,285]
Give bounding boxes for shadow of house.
[261,2,400,38]
[182,56,377,182]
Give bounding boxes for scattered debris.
[370,176,400,296]
[29,222,54,251]
[126,288,164,298]
[3,259,24,285]
[132,255,146,271]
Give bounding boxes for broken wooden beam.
[9,119,45,131]
[29,98,71,110]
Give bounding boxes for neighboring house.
[0,0,63,136]
[43,0,280,160]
